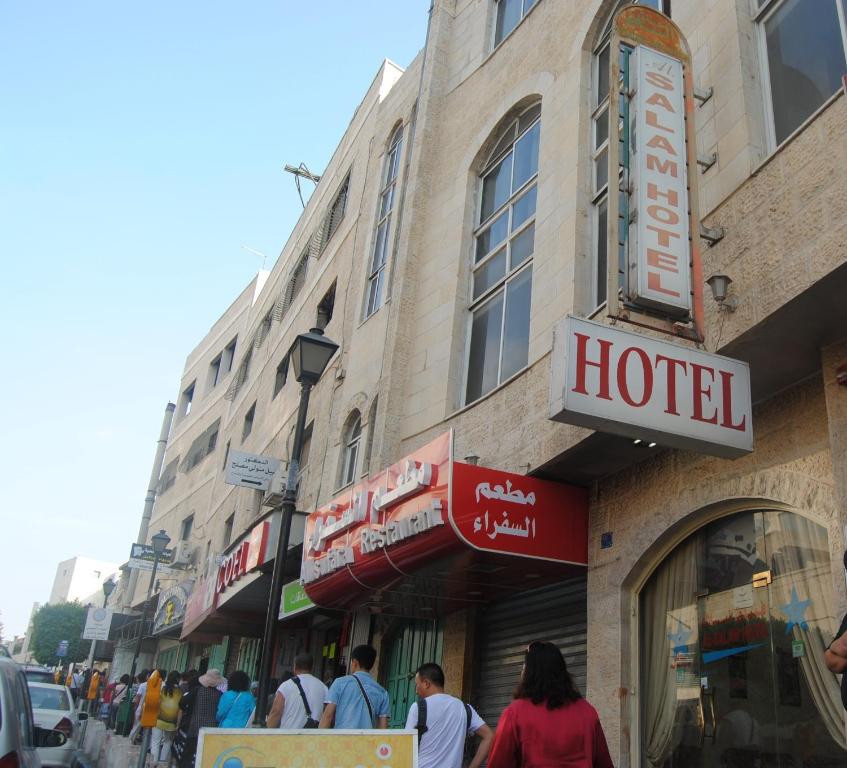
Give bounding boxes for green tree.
[30,602,91,665]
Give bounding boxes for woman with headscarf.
[487,641,614,768]
[216,670,256,728]
[151,671,182,764]
[174,669,223,768]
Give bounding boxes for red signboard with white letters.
[216,519,269,595]
[301,432,587,608]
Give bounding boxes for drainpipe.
[124,402,175,609]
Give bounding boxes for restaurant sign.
[301,432,588,607]
[550,316,752,458]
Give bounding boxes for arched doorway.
[639,509,846,767]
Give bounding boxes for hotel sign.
[630,45,691,315]
[606,5,705,341]
[550,316,752,458]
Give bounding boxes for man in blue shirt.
[319,645,390,729]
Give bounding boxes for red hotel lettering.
[645,225,680,248]
[647,183,678,207]
[571,335,746,430]
[646,155,678,178]
[617,347,653,407]
[655,355,687,415]
[646,110,673,133]
[645,71,674,90]
[720,370,747,431]
[572,333,613,400]
[645,134,676,155]
[217,540,250,593]
[647,249,678,273]
[691,363,718,424]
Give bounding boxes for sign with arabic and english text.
[301,432,588,609]
[82,606,114,641]
[224,449,280,491]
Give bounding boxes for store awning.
[301,431,588,614]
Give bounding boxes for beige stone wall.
[587,374,839,763]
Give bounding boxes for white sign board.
[550,316,753,458]
[224,449,280,491]
[629,45,692,316]
[82,606,114,641]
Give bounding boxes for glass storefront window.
[640,510,846,767]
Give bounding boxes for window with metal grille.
[465,101,540,405]
[158,457,180,494]
[242,402,256,442]
[313,173,351,258]
[273,355,289,399]
[365,126,403,318]
[181,418,221,472]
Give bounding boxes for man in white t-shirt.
[405,663,493,768]
[266,653,328,729]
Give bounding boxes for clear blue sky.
[0,1,427,638]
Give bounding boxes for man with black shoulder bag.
[406,662,493,768]
[267,653,328,729]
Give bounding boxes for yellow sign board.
[197,729,418,768]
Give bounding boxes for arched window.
[465,101,541,405]
[340,412,362,487]
[590,0,669,309]
[365,125,404,318]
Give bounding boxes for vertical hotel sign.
[607,6,704,340]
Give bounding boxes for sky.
[0,1,427,639]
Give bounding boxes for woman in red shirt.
[487,641,614,768]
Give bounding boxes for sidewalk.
[82,725,141,768]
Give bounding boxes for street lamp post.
[255,328,338,725]
[127,529,170,766]
[80,577,116,732]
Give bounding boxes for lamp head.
[706,273,732,304]
[102,578,116,598]
[151,529,171,555]
[289,328,339,385]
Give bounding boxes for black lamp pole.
[255,328,337,725]
[127,529,170,694]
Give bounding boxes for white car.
[26,684,85,768]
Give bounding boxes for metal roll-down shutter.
[473,576,587,728]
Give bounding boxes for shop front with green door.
[640,509,846,767]
[384,619,443,727]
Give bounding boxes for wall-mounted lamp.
[463,454,480,466]
[706,273,738,311]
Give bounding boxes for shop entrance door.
[641,510,847,768]
[384,619,442,728]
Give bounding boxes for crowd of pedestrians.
[93,639,611,767]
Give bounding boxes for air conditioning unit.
[172,541,197,566]
[262,470,287,507]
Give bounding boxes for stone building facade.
[115,1,847,765]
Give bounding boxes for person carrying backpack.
[267,653,327,729]
[406,663,493,768]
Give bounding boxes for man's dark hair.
[351,644,378,671]
[416,663,445,688]
[293,653,314,672]
[228,670,251,692]
[515,641,581,709]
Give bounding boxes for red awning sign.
[301,432,588,609]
